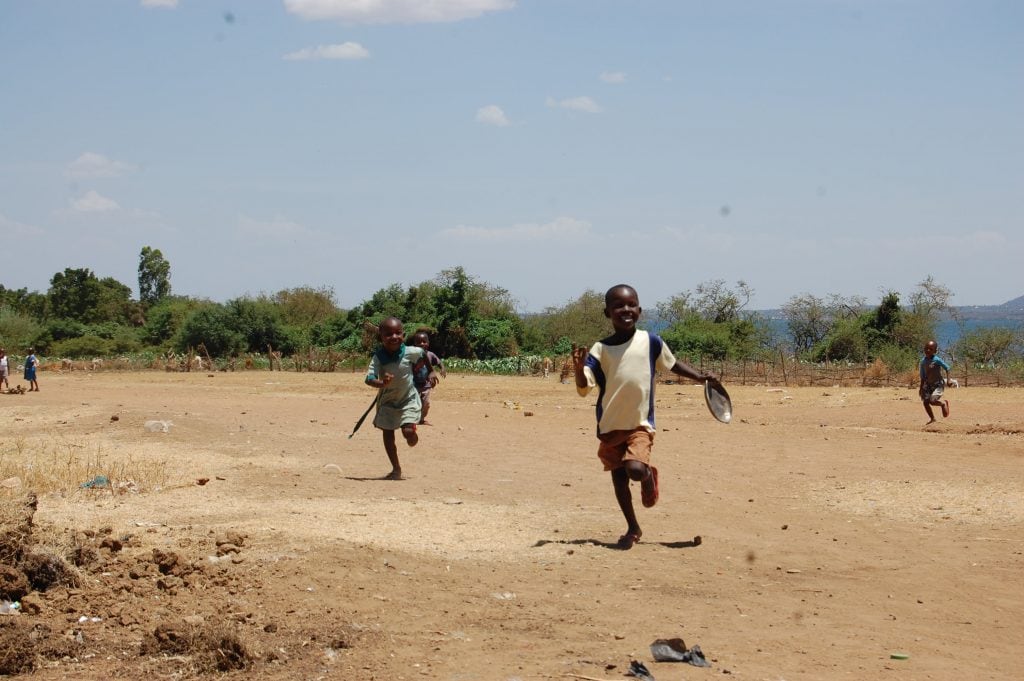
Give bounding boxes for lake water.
[759,317,1021,350]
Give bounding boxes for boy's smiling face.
[379,318,405,353]
[413,332,430,350]
[604,286,641,333]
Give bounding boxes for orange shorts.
[596,428,653,471]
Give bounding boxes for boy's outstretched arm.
[670,359,718,384]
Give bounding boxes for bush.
[0,308,43,352]
[176,306,245,357]
[51,335,114,358]
[872,343,918,373]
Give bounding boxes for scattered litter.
[650,638,712,667]
[322,464,342,474]
[0,601,20,615]
[491,592,516,600]
[523,411,534,417]
[80,475,110,489]
[626,660,655,680]
[144,420,173,433]
[890,652,910,660]
[77,615,102,623]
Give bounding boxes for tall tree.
[48,267,103,322]
[138,246,171,307]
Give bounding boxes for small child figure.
[0,348,9,391]
[365,318,439,480]
[574,284,718,550]
[410,331,446,425]
[24,348,39,392]
[919,340,951,424]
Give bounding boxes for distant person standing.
[24,348,40,392]
[919,340,951,424]
[0,348,9,391]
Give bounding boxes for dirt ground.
[1,369,1022,680]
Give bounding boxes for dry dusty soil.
[1,370,1022,680]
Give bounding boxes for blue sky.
[2,0,1021,312]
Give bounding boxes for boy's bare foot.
[402,424,418,447]
[941,400,950,418]
[926,418,937,425]
[383,470,404,480]
[616,529,642,550]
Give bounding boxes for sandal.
[641,466,659,508]
[617,531,641,550]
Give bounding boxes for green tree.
[177,305,246,357]
[0,286,48,318]
[138,246,171,307]
[432,267,475,357]
[48,268,103,322]
[228,297,298,354]
[142,297,207,348]
[521,290,608,354]
[782,293,830,353]
[468,318,520,359]
[956,326,1022,367]
[273,286,339,327]
[658,280,765,361]
[96,276,138,325]
[0,307,44,352]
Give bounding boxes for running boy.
[411,330,446,425]
[365,317,439,480]
[574,284,719,549]
[919,340,952,424]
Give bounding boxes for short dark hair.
[605,284,638,306]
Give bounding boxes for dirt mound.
[0,490,364,678]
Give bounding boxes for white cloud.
[441,216,591,241]
[658,225,739,252]
[0,213,44,238]
[600,71,626,84]
[140,0,179,8]
[545,96,602,113]
[72,191,121,213]
[476,105,510,127]
[284,0,515,24]
[66,152,137,179]
[283,42,370,61]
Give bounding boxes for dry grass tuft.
[0,492,36,564]
[0,437,172,496]
[141,622,254,673]
[0,619,78,675]
[19,550,80,591]
[0,619,37,676]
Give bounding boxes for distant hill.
[755,295,1024,323]
[945,295,1024,321]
